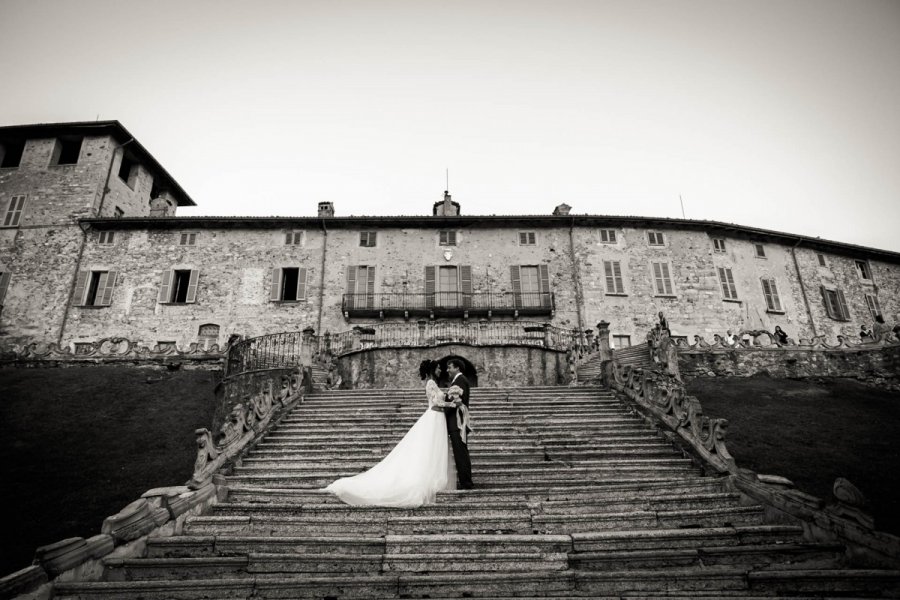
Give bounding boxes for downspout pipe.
[58,137,133,346]
[568,216,586,337]
[317,218,328,335]
[790,238,818,337]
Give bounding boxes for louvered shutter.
[298,268,308,300]
[653,263,664,295]
[0,272,10,304]
[612,261,623,293]
[836,289,849,321]
[158,270,174,303]
[284,232,292,245]
[538,264,550,307]
[460,265,472,308]
[185,270,200,304]
[820,286,835,318]
[604,261,615,293]
[270,268,283,301]
[99,270,117,306]
[365,266,375,308]
[425,266,435,308]
[662,264,672,295]
[346,266,357,308]
[762,279,774,310]
[73,270,89,306]
[510,265,522,307]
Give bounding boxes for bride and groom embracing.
[324,358,474,507]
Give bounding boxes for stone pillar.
[301,327,315,365]
[597,321,612,362]
[585,328,595,351]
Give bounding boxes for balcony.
[342,291,555,319]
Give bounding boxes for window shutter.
[346,266,358,309]
[297,267,308,300]
[270,267,283,301]
[158,270,174,303]
[284,232,292,245]
[99,270,117,306]
[185,270,200,304]
[0,272,9,304]
[460,265,472,308]
[836,289,849,320]
[762,279,773,310]
[449,231,457,245]
[662,263,672,295]
[769,280,782,311]
[612,261,623,294]
[510,265,522,294]
[653,262,664,295]
[73,270,89,306]
[365,266,375,308]
[425,265,435,308]
[519,232,527,245]
[538,264,550,307]
[604,261,615,292]
[820,286,835,318]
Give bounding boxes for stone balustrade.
[0,336,226,367]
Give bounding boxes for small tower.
[318,201,335,217]
[433,191,460,216]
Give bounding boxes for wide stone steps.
[50,384,900,599]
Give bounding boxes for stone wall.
[335,344,569,389]
[679,344,900,390]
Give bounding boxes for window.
[518,231,536,246]
[603,260,625,295]
[761,278,783,312]
[817,253,827,267]
[197,324,220,350]
[270,267,308,302]
[50,137,83,165]
[73,270,118,307]
[599,229,617,244]
[855,260,873,281]
[612,335,631,348]
[647,231,665,246]
[114,206,124,218]
[0,139,25,168]
[717,267,738,300]
[359,231,377,247]
[510,264,551,308]
[159,269,199,304]
[3,195,26,227]
[284,231,303,246]
[346,265,376,309]
[821,287,850,321]
[179,232,197,246]
[98,231,115,245]
[423,265,473,308]
[754,244,766,258]
[118,154,138,188]
[865,294,882,320]
[712,238,726,253]
[440,230,458,246]
[651,262,674,296]
[0,271,10,306]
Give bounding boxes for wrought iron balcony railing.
[342,291,554,318]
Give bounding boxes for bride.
[324,359,457,507]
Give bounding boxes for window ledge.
[76,304,109,309]
[766,309,786,315]
[755,256,768,259]
[272,300,307,304]
[605,293,629,297]
[48,163,78,168]
[0,166,19,171]
[722,298,742,304]
[160,302,192,306]
[0,225,21,229]
[858,279,875,285]
[654,294,678,298]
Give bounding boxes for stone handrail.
[0,336,227,363]
[676,329,900,351]
[600,324,900,569]
[0,366,307,599]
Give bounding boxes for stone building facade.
[2,121,899,352]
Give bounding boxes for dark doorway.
[436,355,478,387]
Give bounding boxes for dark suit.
[446,373,473,488]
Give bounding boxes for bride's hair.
[419,359,438,380]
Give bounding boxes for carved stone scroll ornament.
[3,336,226,362]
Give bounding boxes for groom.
[445,359,474,490]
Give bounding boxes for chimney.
[432,191,460,216]
[318,201,334,218]
[553,203,571,216]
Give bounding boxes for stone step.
[237,457,692,471]
[571,542,846,570]
[261,426,656,442]
[211,502,533,519]
[533,505,768,533]
[570,524,805,552]
[249,443,677,460]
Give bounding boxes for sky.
[1,0,899,252]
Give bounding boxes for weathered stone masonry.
[2,120,900,353]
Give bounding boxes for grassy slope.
[686,374,900,537]
[0,366,218,575]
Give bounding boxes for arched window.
[198,323,220,350]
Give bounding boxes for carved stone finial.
[833,477,868,508]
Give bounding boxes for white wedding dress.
[324,379,457,507]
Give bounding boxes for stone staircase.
[53,385,900,598]
[577,343,654,383]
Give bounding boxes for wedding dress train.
[324,379,456,507]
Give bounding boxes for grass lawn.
[686,374,900,537]
[0,366,218,576]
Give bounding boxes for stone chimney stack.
[318,201,334,218]
[432,191,460,216]
[553,203,572,216]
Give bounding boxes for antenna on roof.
[679,194,686,219]
[446,168,449,192]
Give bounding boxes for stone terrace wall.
[680,344,900,390]
[336,344,569,389]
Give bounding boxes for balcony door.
[438,266,459,307]
[425,265,472,309]
[346,265,375,309]
[511,264,550,308]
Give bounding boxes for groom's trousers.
[449,428,473,488]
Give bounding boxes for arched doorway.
[437,354,478,387]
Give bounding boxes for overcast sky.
[1,0,899,251]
